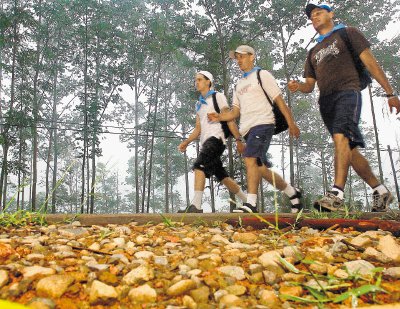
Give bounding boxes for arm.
[178,115,201,152]
[221,107,245,154]
[288,77,316,94]
[208,106,240,122]
[360,48,400,114]
[274,95,300,138]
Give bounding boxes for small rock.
[283,246,304,263]
[89,280,118,305]
[25,253,45,261]
[22,266,56,278]
[109,254,129,265]
[232,232,258,244]
[210,234,231,245]
[190,286,210,303]
[218,266,246,281]
[309,262,328,275]
[362,247,393,264]
[167,279,196,296]
[344,260,376,278]
[154,256,169,266]
[258,251,285,275]
[134,251,154,260]
[259,290,280,307]
[0,270,9,288]
[86,261,110,272]
[350,236,372,248]
[378,235,400,262]
[123,265,154,285]
[88,243,101,251]
[225,284,246,296]
[279,285,303,299]
[263,270,278,285]
[218,294,244,307]
[128,284,157,304]
[249,264,263,274]
[58,227,89,238]
[182,295,197,309]
[26,297,56,309]
[383,267,400,279]
[36,275,75,298]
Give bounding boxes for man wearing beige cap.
[208,46,302,213]
[177,71,247,213]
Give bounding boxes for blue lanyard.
[243,66,261,78]
[316,23,346,43]
[196,90,216,111]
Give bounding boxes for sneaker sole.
[313,202,344,213]
[371,193,394,212]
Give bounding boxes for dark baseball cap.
[305,3,332,18]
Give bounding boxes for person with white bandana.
[208,46,303,213]
[177,71,247,213]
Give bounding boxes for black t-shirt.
[304,27,371,97]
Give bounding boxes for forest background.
[1,0,400,215]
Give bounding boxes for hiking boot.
[232,203,258,213]
[371,190,394,212]
[290,188,304,214]
[177,205,203,213]
[313,191,344,212]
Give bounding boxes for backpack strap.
[256,69,274,107]
[211,92,220,113]
[336,28,364,73]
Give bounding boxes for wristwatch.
[235,136,244,142]
[385,92,397,98]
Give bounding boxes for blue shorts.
[319,90,365,149]
[244,124,274,166]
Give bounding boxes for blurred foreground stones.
[0,220,400,308]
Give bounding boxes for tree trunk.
[321,149,328,194]
[31,0,43,211]
[1,0,18,209]
[279,27,295,185]
[368,86,384,183]
[146,60,162,213]
[210,177,215,213]
[80,5,89,213]
[134,78,140,213]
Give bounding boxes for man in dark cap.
[289,3,400,212]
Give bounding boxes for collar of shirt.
[196,90,216,111]
[316,23,346,43]
[242,66,261,78]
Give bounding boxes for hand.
[288,124,300,139]
[207,112,220,122]
[388,96,400,115]
[178,141,188,152]
[236,140,246,154]
[288,80,300,93]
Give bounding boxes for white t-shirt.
[233,69,281,136]
[197,92,229,147]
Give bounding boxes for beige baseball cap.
[229,45,255,59]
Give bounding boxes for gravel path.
[1,220,400,308]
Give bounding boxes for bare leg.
[332,133,351,188]
[194,169,206,191]
[350,148,380,188]
[244,157,260,194]
[259,165,287,191]
[221,177,240,194]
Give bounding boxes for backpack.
[308,27,372,90]
[256,69,289,135]
[211,92,233,138]
[336,28,372,90]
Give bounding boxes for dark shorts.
[193,136,229,182]
[244,124,274,167]
[319,90,365,149]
